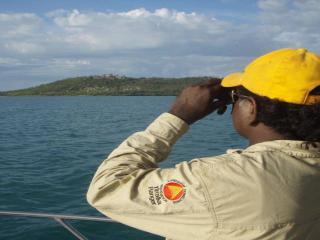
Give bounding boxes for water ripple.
[0,96,246,239]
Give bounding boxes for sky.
[1,0,320,90]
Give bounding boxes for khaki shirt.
[87,112,320,240]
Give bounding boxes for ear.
[238,97,259,126]
[247,97,259,126]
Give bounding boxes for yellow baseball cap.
[221,48,320,105]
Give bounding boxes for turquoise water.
[0,96,246,239]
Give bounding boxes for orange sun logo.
[162,181,186,202]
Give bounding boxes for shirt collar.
[227,140,320,157]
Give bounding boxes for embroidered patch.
[148,184,168,205]
[162,179,186,203]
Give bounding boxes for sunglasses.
[230,89,251,104]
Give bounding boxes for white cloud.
[0,13,42,37]
[293,0,320,10]
[5,42,44,54]
[53,9,91,27]
[258,0,320,50]
[51,58,91,68]
[258,0,288,11]
[45,8,229,52]
[118,8,151,18]
[0,4,320,90]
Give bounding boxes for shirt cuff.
[145,112,190,145]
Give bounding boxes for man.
[87,48,320,240]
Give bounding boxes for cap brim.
[221,72,243,87]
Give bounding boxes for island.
[0,75,220,96]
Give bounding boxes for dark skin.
[168,79,286,146]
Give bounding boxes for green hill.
[0,75,220,96]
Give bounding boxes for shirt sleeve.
[86,112,214,240]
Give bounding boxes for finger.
[208,83,223,96]
[189,79,220,88]
[207,100,226,114]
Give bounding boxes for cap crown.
[222,48,320,104]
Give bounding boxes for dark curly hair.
[236,86,320,141]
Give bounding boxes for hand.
[168,79,228,125]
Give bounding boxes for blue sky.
[1,0,320,90]
[0,0,258,17]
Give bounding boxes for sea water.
[0,96,246,240]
